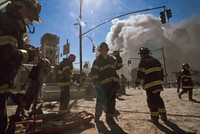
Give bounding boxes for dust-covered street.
[8,87,200,134]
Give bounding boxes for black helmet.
[98,42,109,51]
[138,47,150,55]
[182,63,190,69]
[8,0,41,23]
[68,54,76,62]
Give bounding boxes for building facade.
[40,33,60,65]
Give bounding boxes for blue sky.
[27,0,200,69]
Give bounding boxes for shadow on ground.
[154,120,196,134]
[96,121,128,134]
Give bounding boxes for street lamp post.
[82,35,95,52]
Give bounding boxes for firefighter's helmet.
[68,54,76,62]
[6,0,41,23]
[98,42,109,51]
[138,47,151,55]
[182,63,190,69]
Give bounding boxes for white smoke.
[106,14,200,81]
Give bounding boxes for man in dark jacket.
[135,47,167,124]
[0,0,41,133]
[91,42,122,124]
[57,54,76,113]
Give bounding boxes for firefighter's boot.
[160,114,167,122]
[149,116,159,124]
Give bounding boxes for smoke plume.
[106,14,200,80]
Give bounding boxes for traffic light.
[166,9,172,19]
[83,63,88,68]
[92,45,96,53]
[160,11,166,24]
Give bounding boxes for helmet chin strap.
[27,22,35,34]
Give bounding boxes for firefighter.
[177,63,196,101]
[57,54,76,113]
[135,47,167,124]
[0,0,41,133]
[91,42,123,124]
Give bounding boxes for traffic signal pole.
[82,6,166,36]
[78,2,166,74]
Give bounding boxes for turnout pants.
[94,81,118,118]
[95,83,106,117]
[146,91,166,120]
[59,86,70,111]
[0,93,8,134]
[179,88,193,100]
[103,82,118,117]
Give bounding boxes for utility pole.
[152,47,168,84]
[161,47,168,84]
[79,0,83,75]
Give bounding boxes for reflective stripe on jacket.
[0,12,26,49]
[57,58,74,87]
[91,55,122,85]
[177,69,194,89]
[136,55,164,93]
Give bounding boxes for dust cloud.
[105,14,200,80]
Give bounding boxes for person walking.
[177,63,196,101]
[0,0,41,133]
[91,42,123,124]
[57,54,76,113]
[135,47,167,124]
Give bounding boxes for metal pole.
[82,36,95,46]
[82,6,166,36]
[161,47,168,84]
[79,0,83,75]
